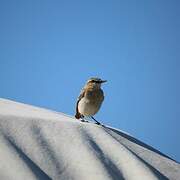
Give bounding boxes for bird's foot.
[95,121,101,125]
[81,119,89,123]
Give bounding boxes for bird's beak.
[101,80,107,83]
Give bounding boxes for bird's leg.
[91,116,101,125]
[80,115,85,122]
[80,115,88,123]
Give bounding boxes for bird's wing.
[75,88,85,119]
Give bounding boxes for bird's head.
[86,77,107,89]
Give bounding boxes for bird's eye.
[92,80,101,83]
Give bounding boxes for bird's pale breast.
[78,89,104,116]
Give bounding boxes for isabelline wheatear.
[75,77,107,124]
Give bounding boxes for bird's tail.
[75,112,81,119]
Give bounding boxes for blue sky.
[0,0,179,162]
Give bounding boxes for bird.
[75,77,107,124]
